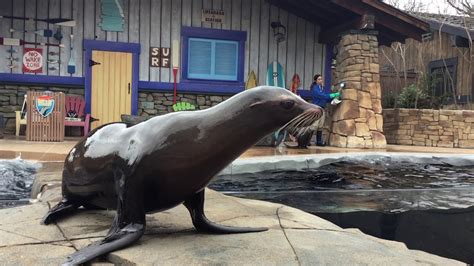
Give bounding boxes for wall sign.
[23,48,43,73]
[149,47,170,68]
[35,95,55,117]
[201,9,225,23]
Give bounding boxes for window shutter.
[188,39,212,77]
[215,41,238,80]
[187,38,239,81]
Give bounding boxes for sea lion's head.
[227,86,323,138]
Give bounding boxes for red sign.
[22,48,43,73]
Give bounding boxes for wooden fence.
[380,70,418,108]
[26,91,65,142]
[380,70,418,96]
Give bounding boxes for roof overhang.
[267,0,430,46]
[424,19,474,41]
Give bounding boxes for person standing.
[298,74,339,147]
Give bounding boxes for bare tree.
[381,0,426,108]
[446,0,474,17]
[384,0,427,13]
[439,0,473,109]
[382,0,473,109]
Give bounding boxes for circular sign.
[23,48,43,73]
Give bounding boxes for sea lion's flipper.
[63,170,146,265]
[42,198,79,225]
[184,189,268,234]
[63,222,145,265]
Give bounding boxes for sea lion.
[42,86,323,265]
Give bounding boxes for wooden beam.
[330,0,427,41]
[267,0,335,26]
[378,27,407,45]
[319,14,375,43]
[307,0,346,19]
[361,0,429,31]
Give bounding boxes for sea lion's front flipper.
[42,198,79,225]
[63,170,146,265]
[184,189,268,234]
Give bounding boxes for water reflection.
[210,157,474,263]
[0,158,40,209]
[210,157,474,212]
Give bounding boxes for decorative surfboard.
[264,62,286,146]
[67,34,76,74]
[290,74,301,94]
[245,70,258,90]
[266,61,285,88]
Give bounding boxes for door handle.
[128,83,131,94]
[89,59,101,67]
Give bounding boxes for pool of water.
[210,157,474,212]
[209,156,474,263]
[0,158,41,209]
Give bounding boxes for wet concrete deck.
[2,135,474,162]
[0,135,470,264]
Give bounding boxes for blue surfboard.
[266,61,285,88]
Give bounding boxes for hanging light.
[271,21,286,43]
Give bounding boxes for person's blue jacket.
[311,83,332,108]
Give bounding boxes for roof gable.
[411,12,474,40]
[268,0,430,45]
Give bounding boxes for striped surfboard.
[266,61,285,88]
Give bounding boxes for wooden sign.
[149,47,170,68]
[26,91,65,142]
[201,9,225,23]
[23,48,43,73]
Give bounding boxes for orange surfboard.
[290,74,301,94]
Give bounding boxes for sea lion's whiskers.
[291,112,313,128]
[281,109,318,136]
[280,108,323,138]
[286,111,311,128]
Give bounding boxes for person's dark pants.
[297,130,313,148]
[316,130,325,146]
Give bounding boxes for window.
[428,58,458,98]
[431,67,455,97]
[188,38,238,81]
[181,26,246,85]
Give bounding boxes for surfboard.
[290,74,301,94]
[266,61,285,88]
[245,70,258,90]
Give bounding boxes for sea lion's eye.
[280,100,295,110]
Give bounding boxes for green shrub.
[396,84,428,108]
[395,74,447,109]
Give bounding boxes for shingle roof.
[411,12,474,31]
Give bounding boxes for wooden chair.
[64,96,90,136]
[15,94,27,136]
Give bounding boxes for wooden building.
[0,0,428,135]
[379,13,474,107]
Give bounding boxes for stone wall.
[329,31,387,148]
[383,108,474,148]
[138,92,231,116]
[0,85,232,133]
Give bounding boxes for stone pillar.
[329,30,386,148]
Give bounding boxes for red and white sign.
[22,48,43,73]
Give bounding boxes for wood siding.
[0,0,325,90]
[379,32,473,98]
